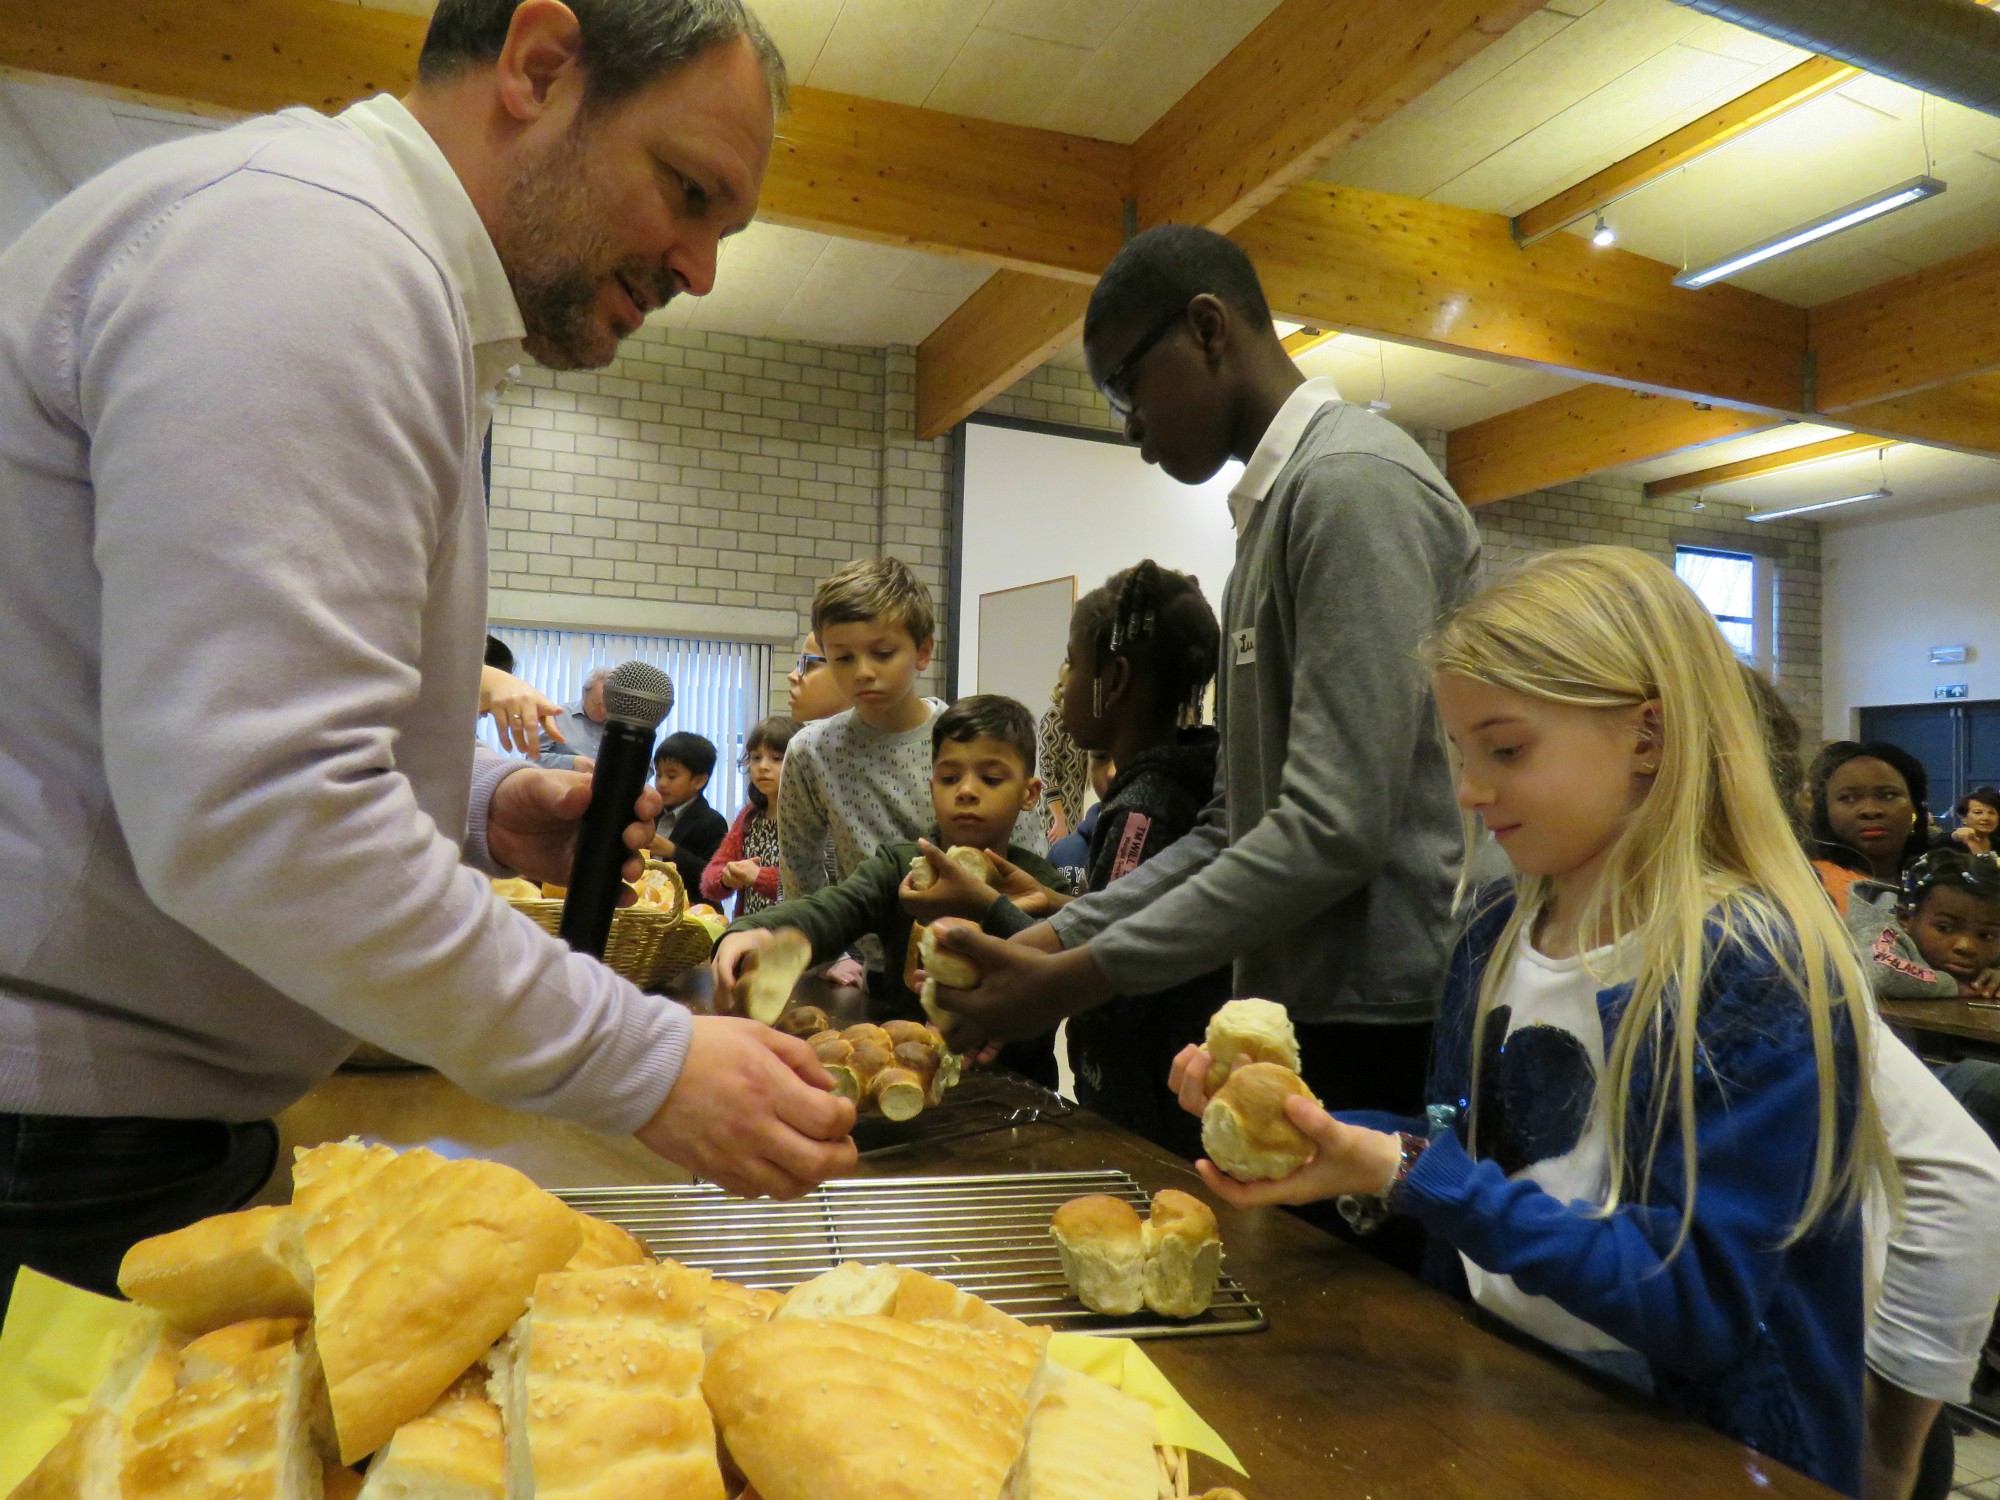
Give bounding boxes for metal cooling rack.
[849,1068,1074,1158]
[557,1169,1267,1341]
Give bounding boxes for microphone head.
[602,660,674,730]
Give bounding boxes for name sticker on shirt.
[1232,627,1257,666]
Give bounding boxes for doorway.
[1856,700,2000,821]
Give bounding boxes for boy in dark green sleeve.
[714,696,1070,1024]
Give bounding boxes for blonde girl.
[1171,545,1887,1497]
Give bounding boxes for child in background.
[1060,561,1225,1157]
[777,559,1049,1003]
[1048,750,1114,891]
[787,631,848,723]
[1173,546,1888,1496]
[650,731,727,899]
[1847,847,2000,1000]
[1953,787,2000,856]
[1808,740,1933,915]
[701,717,796,919]
[716,697,1067,1023]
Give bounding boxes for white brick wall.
[487,335,1822,731]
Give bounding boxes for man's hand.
[898,839,1001,923]
[1168,1042,1218,1118]
[480,666,565,757]
[636,1017,857,1197]
[722,858,762,891]
[711,929,777,1014]
[988,851,1071,916]
[821,955,866,990]
[487,767,661,893]
[923,924,1114,1048]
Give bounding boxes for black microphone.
[558,661,675,958]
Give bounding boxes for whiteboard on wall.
[978,577,1075,709]
[955,418,1240,700]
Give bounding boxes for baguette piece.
[700,1276,783,1358]
[1141,1190,1222,1318]
[1201,1062,1318,1182]
[703,1316,1042,1500]
[1049,1196,1146,1316]
[117,1205,312,1335]
[9,1317,184,1500]
[1010,1365,1160,1500]
[121,1326,320,1500]
[292,1143,581,1463]
[775,1262,904,1320]
[1202,999,1300,1092]
[354,1372,503,1500]
[491,1262,721,1500]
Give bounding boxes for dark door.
[1857,700,2000,820]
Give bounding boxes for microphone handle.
[557,719,657,959]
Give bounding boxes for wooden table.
[272,1070,1837,1500]
[1880,996,2000,1064]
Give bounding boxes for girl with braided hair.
[1057,560,1227,1155]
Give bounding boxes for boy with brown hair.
[771,560,1049,984]
[717,696,1066,1023]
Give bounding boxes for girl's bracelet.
[1336,1131,1427,1237]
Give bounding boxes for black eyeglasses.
[1097,305,1187,419]
[794,652,827,676]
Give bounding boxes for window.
[1674,545,1770,670]
[480,626,771,816]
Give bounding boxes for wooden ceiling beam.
[1838,373,2000,458]
[1132,0,1548,234]
[914,275,1094,442]
[1808,238,2000,412]
[1236,182,1808,413]
[1511,57,1856,246]
[1642,431,1894,500]
[1446,387,1782,506]
[0,0,1136,285]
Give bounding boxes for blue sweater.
[1349,892,1864,1496]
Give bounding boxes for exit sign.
[1936,683,1970,700]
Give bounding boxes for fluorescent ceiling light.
[1746,488,1890,523]
[1674,177,1945,290]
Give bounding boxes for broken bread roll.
[354,1371,503,1500]
[1049,1195,1146,1316]
[916,919,981,1044]
[1201,1061,1320,1182]
[1202,998,1300,1092]
[905,843,997,890]
[121,1321,322,1500]
[737,926,813,1024]
[1141,1190,1223,1318]
[1015,1364,1161,1500]
[491,1261,722,1500]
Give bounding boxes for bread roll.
[739,927,813,1024]
[118,1205,312,1334]
[773,1004,832,1038]
[291,1142,581,1463]
[916,922,980,990]
[871,1066,927,1122]
[489,877,541,901]
[904,844,996,890]
[122,1326,320,1500]
[839,1022,891,1049]
[1049,1196,1146,1316]
[1203,998,1300,1091]
[888,1269,1042,1359]
[810,1034,852,1067]
[880,1019,935,1049]
[1015,1365,1160,1500]
[891,1039,939,1085]
[1141,1190,1223,1318]
[354,1372,502,1500]
[1201,1062,1319,1182]
[702,1316,1040,1500]
[490,1262,720,1500]
[563,1210,653,1272]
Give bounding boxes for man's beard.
[498,122,675,370]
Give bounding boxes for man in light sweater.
[931,226,1481,1129]
[0,0,855,1301]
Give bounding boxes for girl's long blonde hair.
[1427,545,1887,1252]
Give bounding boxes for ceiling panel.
[921,25,1094,123]
[1698,442,2000,523]
[1606,422,1852,484]
[1293,334,1586,433]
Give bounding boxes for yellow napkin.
[1047,1330,1247,1476]
[0,1269,152,1493]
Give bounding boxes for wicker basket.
[504,860,714,991]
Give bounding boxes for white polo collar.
[337,95,527,361]
[1227,376,1343,531]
